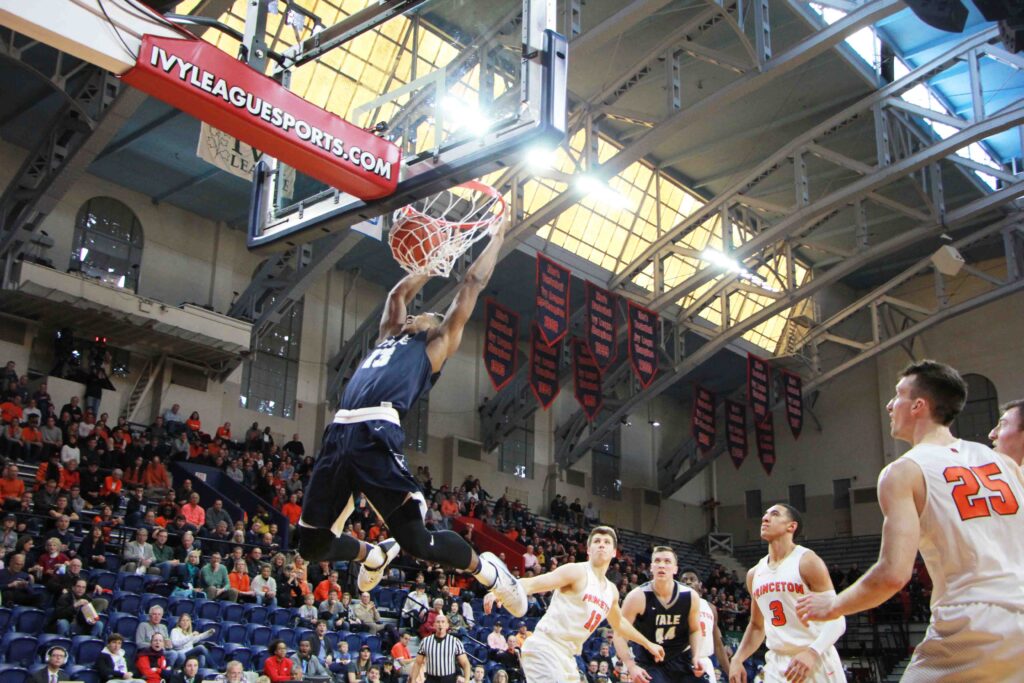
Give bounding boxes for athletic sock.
[473,556,499,587]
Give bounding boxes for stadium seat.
[197,668,220,681]
[168,597,195,617]
[194,619,222,641]
[0,609,11,633]
[268,608,292,626]
[0,634,37,667]
[68,666,99,683]
[204,643,225,669]
[246,624,271,647]
[344,633,362,652]
[363,635,380,653]
[222,644,252,668]
[112,591,142,614]
[90,570,118,591]
[122,641,137,662]
[106,612,140,639]
[11,609,45,635]
[252,650,271,672]
[270,627,296,648]
[243,604,269,625]
[117,574,147,594]
[322,631,338,652]
[71,636,105,665]
[221,603,245,623]
[35,636,73,663]
[140,594,169,615]
[197,601,221,620]
[0,664,27,683]
[224,623,247,645]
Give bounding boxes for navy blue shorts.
[637,653,707,683]
[300,420,423,532]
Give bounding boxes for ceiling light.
[524,145,557,171]
[575,175,631,208]
[441,96,492,137]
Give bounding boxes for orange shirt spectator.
[142,460,171,490]
[35,460,59,487]
[281,500,302,525]
[20,424,41,446]
[229,568,252,593]
[186,412,201,433]
[313,577,341,603]
[59,466,80,491]
[216,423,232,440]
[180,494,206,528]
[0,470,25,503]
[440,497,459,518]
[0,400,23,424]
[102,473,124,498]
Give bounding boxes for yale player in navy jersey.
[297,217,526,617]
[613,546,704,683]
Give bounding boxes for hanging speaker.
[903,0,969,32]
[931,245,965,276]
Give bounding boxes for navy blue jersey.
[634,581,693,664]
[341,331,440,416]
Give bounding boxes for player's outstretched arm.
[379,273,431,342]
[432,219,508,362]
[611,588,651,683]
[797,458,921,622]
[607,600,664,663]
[728,568,764,683]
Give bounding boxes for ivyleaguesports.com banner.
[123,36,401,199]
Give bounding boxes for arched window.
[69,197,144,292]
[953,374,999,443]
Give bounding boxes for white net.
[389,181,505,278]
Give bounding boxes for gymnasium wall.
[0,138,709,542]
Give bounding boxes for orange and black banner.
[584,281,617,372]
[747,353,772,425]
[529,324,560,410]
[536,254,570,346]
[725,400,747,469]
[483,299,518,392]
[692,385,716,453]
[782,371,804,439]
[756,413,776,476]
[627,301,659,389]
[572,338,603,420]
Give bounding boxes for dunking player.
[798,361,1024,681]
[612,546,704,683]
[728,505,845,683]
[484,526,665,683]
[297,218,526,617]
[681,569,732,683]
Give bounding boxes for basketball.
[389,211,447,272]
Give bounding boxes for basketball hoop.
[389,180,506,278]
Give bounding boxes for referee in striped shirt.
[411,613,472,683]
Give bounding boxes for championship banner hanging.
[747,353,772,425]
[725,400,748,469]
[692,385,716,453]
[529,324,560,410]
[584,281,617,372]
[756,413,777,475]
[483,299,519,392]
[573,339,603,420]
[122,36,400,199]
[627,301,659,388]
[536,254,570,346]
[782,371,804,439]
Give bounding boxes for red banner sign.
[122,36,401,199]
[573,339,603,420]
[483,299,518,392]
[756,413,776,475]
[627,301,659,388]
[536,254,570,345]
[782,371,804,439]
[747,354,772,425]
[725,400,748,469]
[529,324,560,410]
[692,385,716,453]
[584,282,617,372]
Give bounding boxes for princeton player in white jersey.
[989,398,1024,466]
[681,570,732,683]
[484,526,664,683]
[798,361,1024,682]
[729,504,846,683]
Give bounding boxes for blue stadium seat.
[71,636,105,665]
[222,644,252,668]
[204,644,225,669]
[252,650,271,672]
[197,668,220,681]
[11,609,45,635]
[322,632,338,652]
[90,570,118,591]
[35,636,73,663]
[0,634,37,667]
[112,591,142,614]
[194,620,222,642]
[245,624,271,647]
[224,623,247,645]
[344,633,363,652]
[0,664,27,683]
[117,574,147,594]
[140,594,169,615]
[168,597,195,617]
[0,609,11,633]
[242,604,268,625]
[363,635,380,653]
[68,666,99,683]
[103,555,121,572]
[106,612,140,639]
[268,608,292,626]
[122,641,137,662]
[221,603,245,623]
[270,627,296,648]
[197,601,221,620]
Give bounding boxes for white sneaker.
[480,551,527,618]
[358,538,401,592]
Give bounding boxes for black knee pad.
[297,526,334,562]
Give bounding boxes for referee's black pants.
[425,675,459,683]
